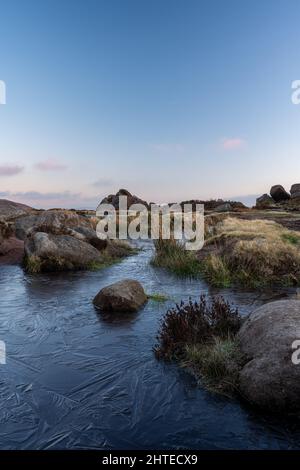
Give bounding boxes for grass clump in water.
[87,240,136,271]
[201,253,231,288]
[151,238,201,278]
[23,255,42,274]
[185,337,242,394]
[154,295,242,395]
[147,293,169,302]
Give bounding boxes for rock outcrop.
[0,200,34,264]
[180,199,247,212]
[214,202,233,212]
[24,232,103,272]
[255,184,300,210]
[93,279,147,312]
[15,210,92,239]
[255,193,275,209]
[238,300,300,412]
[270,185,290,203]
[100,189,149,210]
[15,209,110,272]
[0,201,133,270]
[291,184,300,200]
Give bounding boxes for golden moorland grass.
[202,217,300,287]
[152,215,300,287]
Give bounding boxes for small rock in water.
[93,279,147,312]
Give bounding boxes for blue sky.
[0,0,300,208]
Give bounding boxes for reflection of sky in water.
[0,240,299,450]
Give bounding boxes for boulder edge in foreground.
[238,299,300,412]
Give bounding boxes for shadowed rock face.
[270,185,290,203]
[93,279,147,312]
[291,184,300,200]
[0,200,32,264]
[238,300,300,412]
[256,193,275,209]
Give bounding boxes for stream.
[0,239,300,449]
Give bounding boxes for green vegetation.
[151,238,202,278]
[147,293,169,302]
[281,232,300,245]
[154,295,243,395]
[23,254,42,274]
[24,254,79,273]
[201,254,231,288]
[150,217,300,287]
[185,338,242,394]
[87,258,117,271]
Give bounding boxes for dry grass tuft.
[201,217,300,287]
[151,238,202,277]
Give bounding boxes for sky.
[0,0,300,208]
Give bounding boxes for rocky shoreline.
[0,198,134,271]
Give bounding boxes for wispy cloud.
[92,178,114,187]
[35,159,67,171]
[0,165,24,176]
[221,138,246,150]
[150,143,185,153]
[6,190,80,201]
[1,190,102,209]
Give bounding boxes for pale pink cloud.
[35,159,67,171]
[221,138,246,150]
[0,165,24,176]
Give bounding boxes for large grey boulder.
[255,193,275,209]
[238,300,300,412]
[15,209,107,250]
[93,279,147,312]
[291,184,300,200]
[270,185,290,203]
[15,210,91,240]
[70,225,107,250]
[24,232,102,272]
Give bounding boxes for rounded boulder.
[238,300,300,412]
[93,279,147,312]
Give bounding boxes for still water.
[0,240,299,449]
